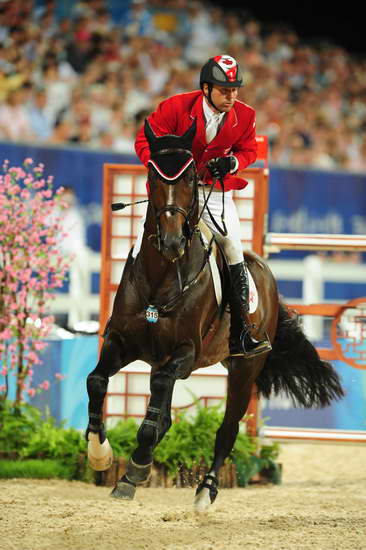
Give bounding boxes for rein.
[196,175,228,237]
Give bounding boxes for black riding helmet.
[200,55,244,111]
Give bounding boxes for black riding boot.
[229,261,272,358]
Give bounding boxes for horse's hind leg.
[195,356,266,512]
[86,329,130,471]
[111,340,195,500]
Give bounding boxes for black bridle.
[148,147,199,251]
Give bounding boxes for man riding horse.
[135,54,271,358]
[86,55,344,505]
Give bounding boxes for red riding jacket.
[134,90,257,191]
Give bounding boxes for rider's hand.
[207,156,237,180]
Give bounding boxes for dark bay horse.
[86,121,344,511]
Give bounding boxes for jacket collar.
[189,94,239,147]
[202,97,225,125]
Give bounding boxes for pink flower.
[33,341,47,351]
[54,372,65,380]
[38,380,50,391]
[14,235,25,245]
[27,388,36,397]
[20,189,31,200]
[33,180,45,189]
[27,351,41,364]
[24,158,33,164]
[9,184,21,194]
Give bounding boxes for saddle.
[198,220,231,317]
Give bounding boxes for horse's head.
[145,119,198,262]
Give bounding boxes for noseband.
[148,148,198,247]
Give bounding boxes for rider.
[135,54,271,358]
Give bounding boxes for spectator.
[40,61,75,125]
[0,0,365,172]
[48,118,74,144]
[184,1,217,65]
[27,87,53,140]
[123,0,154,39]
[0,87,33,141]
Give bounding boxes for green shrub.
[0,459,75,479]
[20,416,86,461]
[155,402,224,476]
[0,399,87,480]
[232,430,281,486]
[107,418,140,459]
[0,399,281,485]
[107,401,281,484]
[0,400,43,453]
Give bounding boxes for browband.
[148,157,194,182]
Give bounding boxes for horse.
[85,120,344,511]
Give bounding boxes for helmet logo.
[213,55,237,82]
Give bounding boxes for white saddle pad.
[199,222,258,314]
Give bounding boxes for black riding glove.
[207,156,237,180]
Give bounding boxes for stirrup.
[230,330,272,358]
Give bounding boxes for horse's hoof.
[111,479,136,500]
[194,474,218,513]
[87,432,113,471]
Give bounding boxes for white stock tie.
[205,113,221,143]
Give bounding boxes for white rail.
[50,249,101,327]
[50,248,366,335]
[261,427,366,443]
[265,233,366,252]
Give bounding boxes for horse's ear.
[181,120,196,150]
[144,119,156,146]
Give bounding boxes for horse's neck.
[137,216,204,303]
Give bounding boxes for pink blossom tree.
[0,159,70,405]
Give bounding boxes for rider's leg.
[228,261,271,357]
[198,188,271,358]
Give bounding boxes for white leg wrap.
[87,432,113,471]
[194,487,213,513]
[194,471,218,513]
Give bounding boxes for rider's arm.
[135,97,178,166]
[202,106,258,186]
[230,109,258,170]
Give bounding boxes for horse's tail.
[256,301,345,408]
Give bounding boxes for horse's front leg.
[86,329,133,471]
[195,355,267,512]
[111,339,195,500]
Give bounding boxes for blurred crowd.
[1,0,366,172]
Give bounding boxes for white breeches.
[197,188,244,265]
[132,188,244,265]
